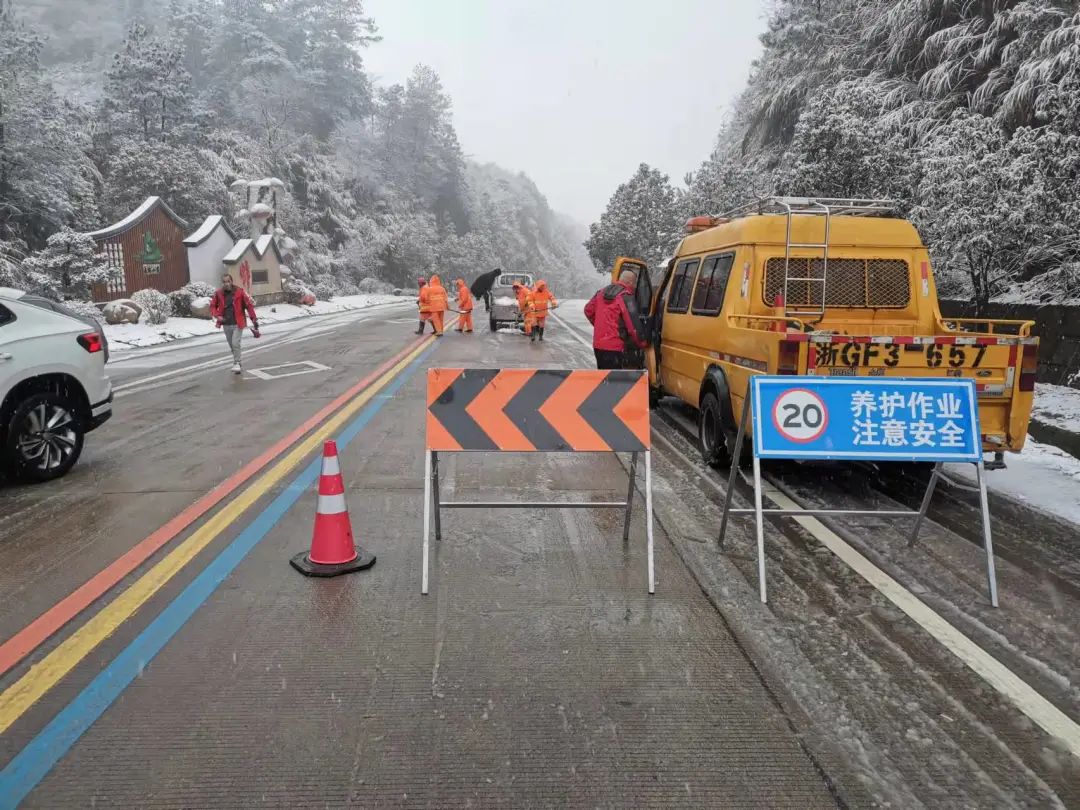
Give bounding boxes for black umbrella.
[470,268,501,299]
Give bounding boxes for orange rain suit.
[421,275,449,335]
[455,279,474,333]
[526,281,557,328]
[514,283,534,335]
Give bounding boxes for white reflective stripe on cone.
[317,492,348,515]
[321,455,341,477]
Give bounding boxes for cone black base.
[290,547,376,577]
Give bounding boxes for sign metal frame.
[719,376,998,607]
[422,368,655,595]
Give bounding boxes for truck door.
[610,256,652,340]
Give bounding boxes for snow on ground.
[947,437,1080,526]
[104,294,407,351]
[1032,382,1080,432]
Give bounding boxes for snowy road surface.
[0,302,1077,807]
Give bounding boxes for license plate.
[814,342,994,370]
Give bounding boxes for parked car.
[0,288,113,482]
[488,272,534,332]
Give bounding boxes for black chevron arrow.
[429,369,500,451]
[578,371,647,452]
[502,370,569,452]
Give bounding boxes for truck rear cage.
[719,197,899,318]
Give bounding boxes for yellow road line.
[0,335,439,734]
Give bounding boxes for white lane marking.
[113,331,324,397]
[113,307,404,397]
[650,426,1080,759]
[550,312,592,351]
[247,360,331,380]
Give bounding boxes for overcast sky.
[362,1,767,226]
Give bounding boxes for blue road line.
[0,342,437,808]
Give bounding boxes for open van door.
[610,256,653,340]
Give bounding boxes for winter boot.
[416,321,425,335]
[538,327,545,341]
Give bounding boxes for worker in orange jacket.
[454,278,474,333]
[421,275,449,336]
[416,278,433,335]
[513,282,533,336]
[526,280,558,342]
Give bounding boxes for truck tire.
[699,392,732,469]
[3,391,85,483]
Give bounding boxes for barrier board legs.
[975,459,1000,608]
[421,451,655,594]
[623,452,638,543]
[645,450,655,595]
[432,450,442,542]
[718,394,752,551]
[422,451,432,595]
[908,460,998,608]
[908,462,944,547]
[752,454,767,603]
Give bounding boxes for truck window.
[666,258,699,314]
[691,253,735,316]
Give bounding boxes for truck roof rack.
[716,197,899,319]
[719,197,898,220]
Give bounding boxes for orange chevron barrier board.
[426,369,650,453]
[422,368,655,596]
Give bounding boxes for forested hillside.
[0,0,594,300]
[587,1,1080,311]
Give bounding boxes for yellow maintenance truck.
[612,197,1039,467]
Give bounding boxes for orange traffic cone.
[290,440,376,577]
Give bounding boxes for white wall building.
[183,216,237,288]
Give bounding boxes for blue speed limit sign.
[771,387,828,443]
[752,376,981,462]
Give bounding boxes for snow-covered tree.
[103,23,193,141]
[585,164,682,273]
[102,138,230,225]
[19,229,116,300]
[914,111,1074,312]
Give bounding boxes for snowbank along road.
[0,301,1077,808]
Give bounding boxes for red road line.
[0,335,432,678]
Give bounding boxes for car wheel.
[699,392,732,469]
[3,392,85,483]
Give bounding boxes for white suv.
[0,288,113,482]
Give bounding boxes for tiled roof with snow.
[223,239,253,264]
[254,234,282,261]
[86,197,188,239]
[183,215,236,246]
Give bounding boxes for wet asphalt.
[0,307,838,808]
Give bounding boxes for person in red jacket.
[210,273,260,374]
[583,269,647,369]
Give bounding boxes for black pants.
[594,349,625,369]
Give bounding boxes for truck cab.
[613,197,1038,466]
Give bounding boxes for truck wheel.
[3,392,85,483]
[699,392,732,469]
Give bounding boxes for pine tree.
[585,164,681,273]
[20,229,117,301]
[104,23,193,141]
